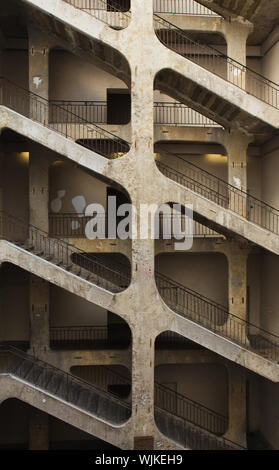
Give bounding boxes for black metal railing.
[49,212,220,238]
[0,210,130,293]
[73,363,229,438]
[62,0,131,29]
[50,324,131,349]
[155,381,227,436]
[49,100,220,127]
[156,331,203,348]
[154,14,279,108]
[50,325,108,344]
[0,77,129,159]
[154,0,219,16]
[0,344,242,448]
[156,272,279,363]
[0,344,131,424]
[156,149,279,235]
[154,407,242,450]
[50,100,107,124]
[154,101,220,126]
[49,213,93,238]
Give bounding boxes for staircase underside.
[19,1,130,86]
[155,69,278,135]
[156,166,279,255]
[172,313,279,382]
[13,0,279,134]
[0,374,130,449]
[194,0,279,44]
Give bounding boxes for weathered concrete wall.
[155,363,228,417]
[50,50,127,101]
[156,252,228,307]
[50,284,108,327]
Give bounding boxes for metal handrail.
[92,365,228,436]
[48,212,221,238]
[154,101,221,126]
[50,100,107,124]
[0,344,131,420]
[62,0,131,29]
[50,99,220,127]
[156,272,279,363]
[0,210,130,292]
[154,0,220,16]
[0,77,130,158]
[49,324,131,348]
[156,148,279,234]
[154,14,279,109]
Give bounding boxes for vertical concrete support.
[224,365,247,447]
[127,1,158,448]
[223,131,252,217]
[132,330,155,449]
[29,274,50,357]
[219,242,250,344]
[29,151,49,232]
[29,408,49,450]
[222,20,252,88]
[224,131,251,191]
[28,28,50,124]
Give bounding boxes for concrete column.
[132,327,155,450]
[223,131,252,218]
[218,242,250,346]
[128,0,157,448]
[28,28,50,124]
[222,20,252,89]
[224,131,252,192]
[222,242,250,321]
[29,408,49,450]
[29,151,49,232]
[29,274,50,357]
[224,365,247,447]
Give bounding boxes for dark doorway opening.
[107,89,131,124]
[107,0,130,12]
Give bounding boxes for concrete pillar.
[224,365,247,447]
[132,327,155,450]
[29,151,49,232]
[222,20,253,89]
[28,28,50,124]
[223,131,252,218]
[29,408,49,450]
[218,242,250,345]
[222,242,250,321]
[29,274,50,357]
[224,131,252,192]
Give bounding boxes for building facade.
[0,0,279,450]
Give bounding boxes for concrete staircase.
[0,211,130,293]
[0,345,244,449]
[1,210,279,379]
[24,2,130,85]
[154,14,279,133]
[156,272,279,368]
[156,148,279,246]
